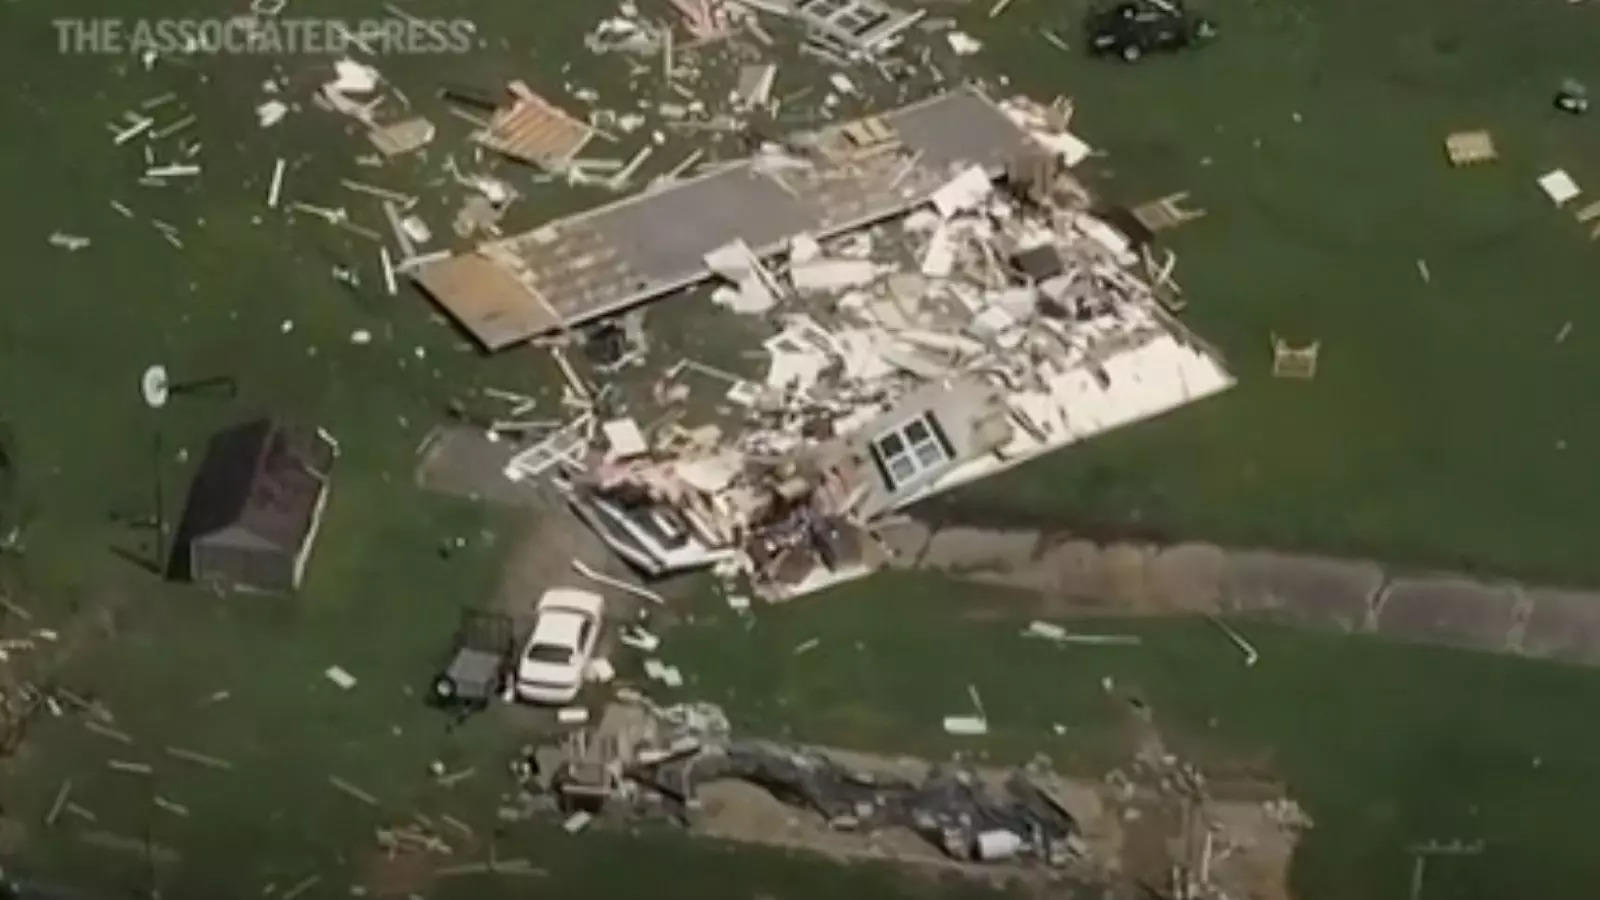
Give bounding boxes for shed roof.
[167,419,334,577]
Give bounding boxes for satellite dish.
[141,365,170,409]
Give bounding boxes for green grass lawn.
[927,0,1600,583]
[669,574,1600,900]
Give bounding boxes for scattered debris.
[1538,169,1581,206]
[947,31,984,55]
[1131,190,1207,232]
[44,779,71,827]
[329,775,380,806]
[106,760,153,776]
[477,81,596,170]
[256,100,289,129]
[280,874,321,900]
[165,745,235,771]
[1209,616,1260,667]
[48,232,91,252]
[153,795,190,817]
[369,117,436,157]
[266,158,286,209]
[1444,130,1496,166]
[83,720,133,744]
[324,665,358,689]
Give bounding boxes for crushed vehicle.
[1086,0,1216,62]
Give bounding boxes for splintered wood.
[166,745,235,771]
[476,81,595,170]
[329,775,380,806]
[1444,130,1496,166]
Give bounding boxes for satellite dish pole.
[135,364,237,574]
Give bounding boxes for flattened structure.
[417,88,1038,350]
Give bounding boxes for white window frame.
[873,413,949,491]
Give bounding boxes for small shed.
[168,419,337,593]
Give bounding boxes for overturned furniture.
[168,419,338,593]
[1130,190,1206,232]
[1270,334,1320,379]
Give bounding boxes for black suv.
[1087,0,1216,62]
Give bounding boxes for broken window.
[872,413,951,491]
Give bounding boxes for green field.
[671,576,1600,900]
[2,0,1600,897]
[943,0,1600,583]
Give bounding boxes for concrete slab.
[1520,587,1600,666]
[1146,542,1225,614]
[874,518,932,569]
[1223,551,1381,632]
[921,527,1039,574]
[1376,576,1518,651]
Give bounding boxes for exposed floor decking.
[416,87,1039,350]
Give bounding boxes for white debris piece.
[1075,214,1135,264]
[48,232,91,251]
[146,164,200,178]
[1538,169,1581,206]
[828,73,858,96]
[789,233,822,263]
[113,117,154,146]
[583,658,616,684]
[350,329,373,345]
[379,246,397,296]
[331,58,379,93]
[602,418,648,460]
[563,811,593,833]
[734,63,777,108]
[256,100,288,128]
[324,666,358,690]
[790,258,879,293]
[400,215,431,245]
[725,594,751,612]
[619,625,661,652]
[943,715,989,736]
[920,225,954,277]
[975,829,1022,860]
[266,158,286,209]
[929,165,993,218]
[368,117,436,157]
[557,706,590,725]
[1024,620,1068,641]
[946,31,983,55]
[705,238,781,313]
[643,658,683,687]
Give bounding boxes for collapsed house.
[167,419,338,593]
[414,88,1039,349]
[494,95,1232,597]
[416,88,1233,596]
